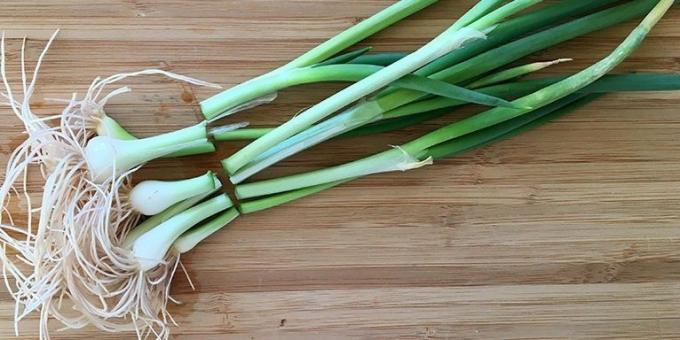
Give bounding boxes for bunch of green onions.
[100,0,678,272]
[2,0,679,338]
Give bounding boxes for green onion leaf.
[394,74,523,109]
[425,93,601,159]
[314,47,372,67]
[348,52,409,66]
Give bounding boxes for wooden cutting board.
[1,1,680,338]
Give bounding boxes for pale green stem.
[212,127,274,141]
[239,180,349,214]
[173,208,240,253]
[200,0,440,119]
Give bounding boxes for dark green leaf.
[315,47,372,67]
[394,74,522,109]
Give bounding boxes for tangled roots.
[0,32,217,339]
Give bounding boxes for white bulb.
[84,136,125,183]
[84,123,208,183]
[129,181,176,216]
[129,172,217,216]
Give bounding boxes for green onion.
[123,174,223,248]
[2,1,678,335]
[96,114,216,157]
[377,0,665,118]
[84,122,208,183]
[132,194,233,271]
[208,0,625,158]
[233,0,674,199]
[413,0,619,77]
[383,72,680,119]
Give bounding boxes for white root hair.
[0,31,216,339]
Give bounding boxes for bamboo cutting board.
[1,1,680,339]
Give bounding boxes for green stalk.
[173,207,240,253]
[200,0,439,119]
[212,127,273,141]
[352,73,680,135]
[315,47,372,66]
[382,0,667,115]
[349,52,410,66]
[239,180,349,214]
[234,0,674,199]
[226,0,660,182]
[223,0,543,175]
[354,0,616,68]
[238,94,601,213]
[165,143,216,157]
[393,75,521,108]
[204,65,381,115]
[233,145,420,199]
[384,72,680,118]
[281,0,440,70]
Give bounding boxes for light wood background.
[1,1,680,339]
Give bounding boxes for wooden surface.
[2,1,680,339]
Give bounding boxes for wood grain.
[1,1,680,339]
